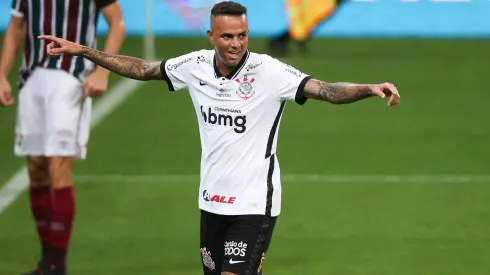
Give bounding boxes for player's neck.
[214,57,236,77]
[213,50,249,79]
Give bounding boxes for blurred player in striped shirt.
[0,1,126,274]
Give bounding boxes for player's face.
[208,14,249,67]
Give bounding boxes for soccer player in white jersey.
[38,1,400,274]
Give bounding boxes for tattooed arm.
[37,35,163,81]
[303,79,374,104]
[80,46,162,81]
[303,78,401,106]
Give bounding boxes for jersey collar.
[213,50,250,80]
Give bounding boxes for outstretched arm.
[80,46,162,81]
[303,78,400,106]
[38,35,163,81]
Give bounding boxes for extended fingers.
[38,35,61,43]
[39,35,64,56]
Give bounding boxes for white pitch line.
[0,79,144,215]
[73,174,490,184]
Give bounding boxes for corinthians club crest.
[236,75,255,100]
[200,247,216,270]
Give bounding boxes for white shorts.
[14,68,92,160]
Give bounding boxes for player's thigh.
[15,71,46,155]
[44,69,90,159]
[200,210,227,275]
[221,215,277,275]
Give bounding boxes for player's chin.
[225,52,243,65]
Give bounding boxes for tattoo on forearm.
[80,46,162,81]
[319,81,373,104]
[306,79,374,104]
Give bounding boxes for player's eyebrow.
[221,32,247,38]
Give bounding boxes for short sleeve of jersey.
[160,52,195,92]
[11,0,27,18]
[95,0,118,9]
[267,57,312,105]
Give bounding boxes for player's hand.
[0,77,14,107]
[38,35,84,57]
[369,82,400,107]
[80,69,109,100]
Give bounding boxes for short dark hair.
[211,1,247,17]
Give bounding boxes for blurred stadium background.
[1,0,490,274]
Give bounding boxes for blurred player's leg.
[23,157,52,275]
[48,156,75,274]
[16,70,52,275]
[21,156,74,275]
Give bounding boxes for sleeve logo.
[167,57,192,71]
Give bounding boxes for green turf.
[0,36,489,275]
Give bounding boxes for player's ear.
[207,29,214,45]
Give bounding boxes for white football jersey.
[160,49,311,217]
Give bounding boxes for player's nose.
[231,37,241,48]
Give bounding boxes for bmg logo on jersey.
[224,241,248,257]
[200,106,247,133]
